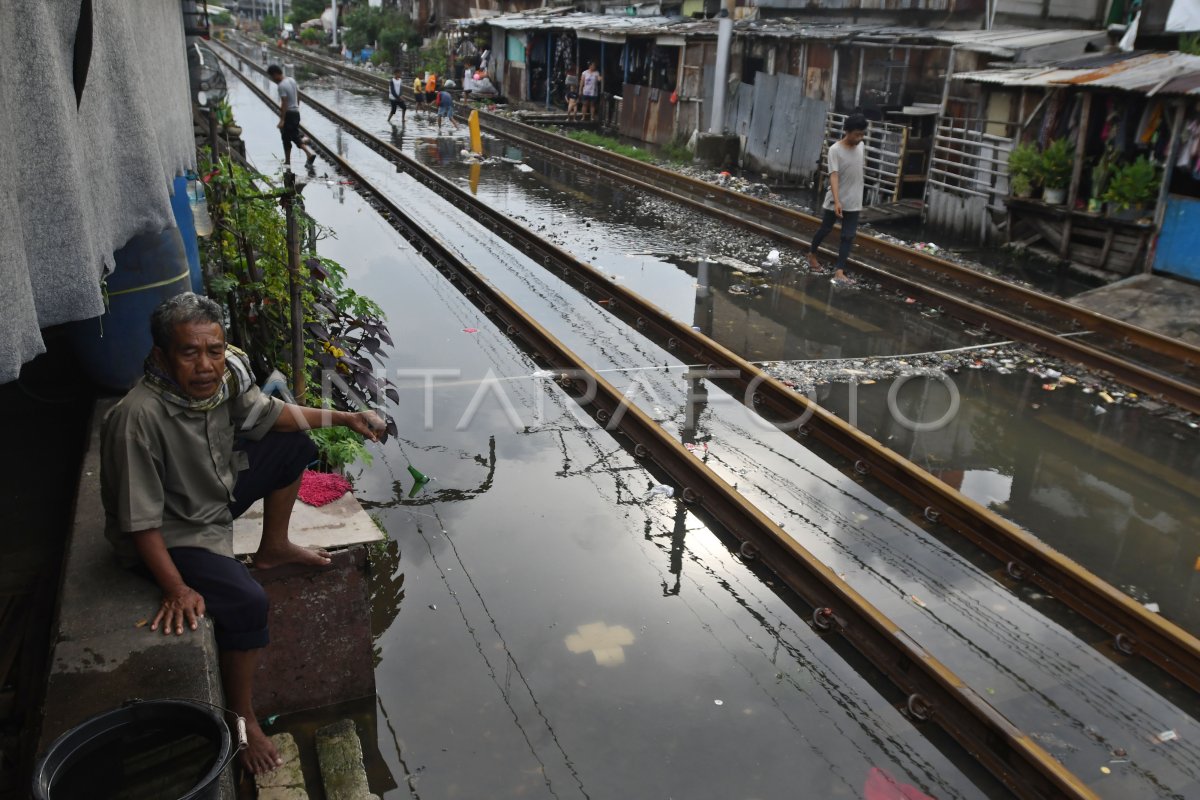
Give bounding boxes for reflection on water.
[409,132,1200,633]
[223,65,1200,798]
[834,372,1200,630]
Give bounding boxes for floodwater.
[224,61,1200,799]
[292,71,1200,634]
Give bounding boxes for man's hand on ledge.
[151,584,206,636]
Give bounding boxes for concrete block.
[316,719,378,800]
[232,491,383,556]
[694,132,740,169]
[252,547,376,716]
[255,733,309,800]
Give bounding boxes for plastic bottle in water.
[188,178,214,237]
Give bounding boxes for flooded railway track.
[219,48,1101,799]
[248,39,1200,418]
[216,41,1200,702]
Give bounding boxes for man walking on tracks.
[387,68,407,126]
[267,64,316,168]
[436,88,460,133]
[808,113,868,284]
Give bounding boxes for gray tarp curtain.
[0,0,195,383]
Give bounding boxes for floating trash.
[646,484,675,499]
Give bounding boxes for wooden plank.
[1098,228,1116,265]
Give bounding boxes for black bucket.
[32,699,236,800]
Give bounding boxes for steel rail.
[256,40,1200,414]
[219,40,1200,696]
[222,53,1100,800]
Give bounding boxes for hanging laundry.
[1138,100,1163,146]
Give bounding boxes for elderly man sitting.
[101,293,383,774]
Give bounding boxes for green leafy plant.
[379,19,421,63]
[420,37,450,76]
[214,99,234,128]
[200,157,397,469]
[567,130,656,163]
[1007,141,1041,189]
[1089,147,1117,204]
[300,27,323,45]
[1182,33,1200,55]
[262,14,280,37]
[1102,155,1161,212]
[1010,173,1032,197]
[661,133,693,165]
[288,0,327,26]
[307,425,372,472]
[1039,138,1074,190]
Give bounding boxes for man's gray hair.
[150,292,224,350]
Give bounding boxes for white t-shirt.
[390,77,404,99]
[823,140,864,212]
[276,77,300,111]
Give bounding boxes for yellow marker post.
[469,161,481,195]
[469,109,483,155]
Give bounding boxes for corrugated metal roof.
[456,9,707,38]
[933,28,1104,57]
[461,12,1101,57]
[954,51,1200,95]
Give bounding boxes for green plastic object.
[407,464,430,484]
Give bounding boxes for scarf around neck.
[143,343,256,412]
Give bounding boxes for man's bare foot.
[240,719,283,775]
[806,253,827,273]
[253,542,332,570]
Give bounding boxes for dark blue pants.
[809,208,860,271]
[168,431,317,651]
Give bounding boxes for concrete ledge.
[38,399,233,798]
[232,492,383,556]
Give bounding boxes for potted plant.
[1087,148,1116,213]
[1039,138,1074,204]
[1007,141,1041,199]
[214,100,242,137]
[1103,155,1160,221]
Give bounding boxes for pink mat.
[298,469,353,507]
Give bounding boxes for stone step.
[316,718,379,800]
[255,732,308,800]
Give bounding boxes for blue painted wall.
[1155,195,1200,280]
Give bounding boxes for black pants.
[809,208,861,271]
[389,97,406,115]
[168,431,317,651]
[280,109,303,150]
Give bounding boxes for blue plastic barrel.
[66,225,195,392]
[32,699,235,800]
[171,174,206,294]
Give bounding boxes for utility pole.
[332,1,339,47]
[282,170,306,400]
